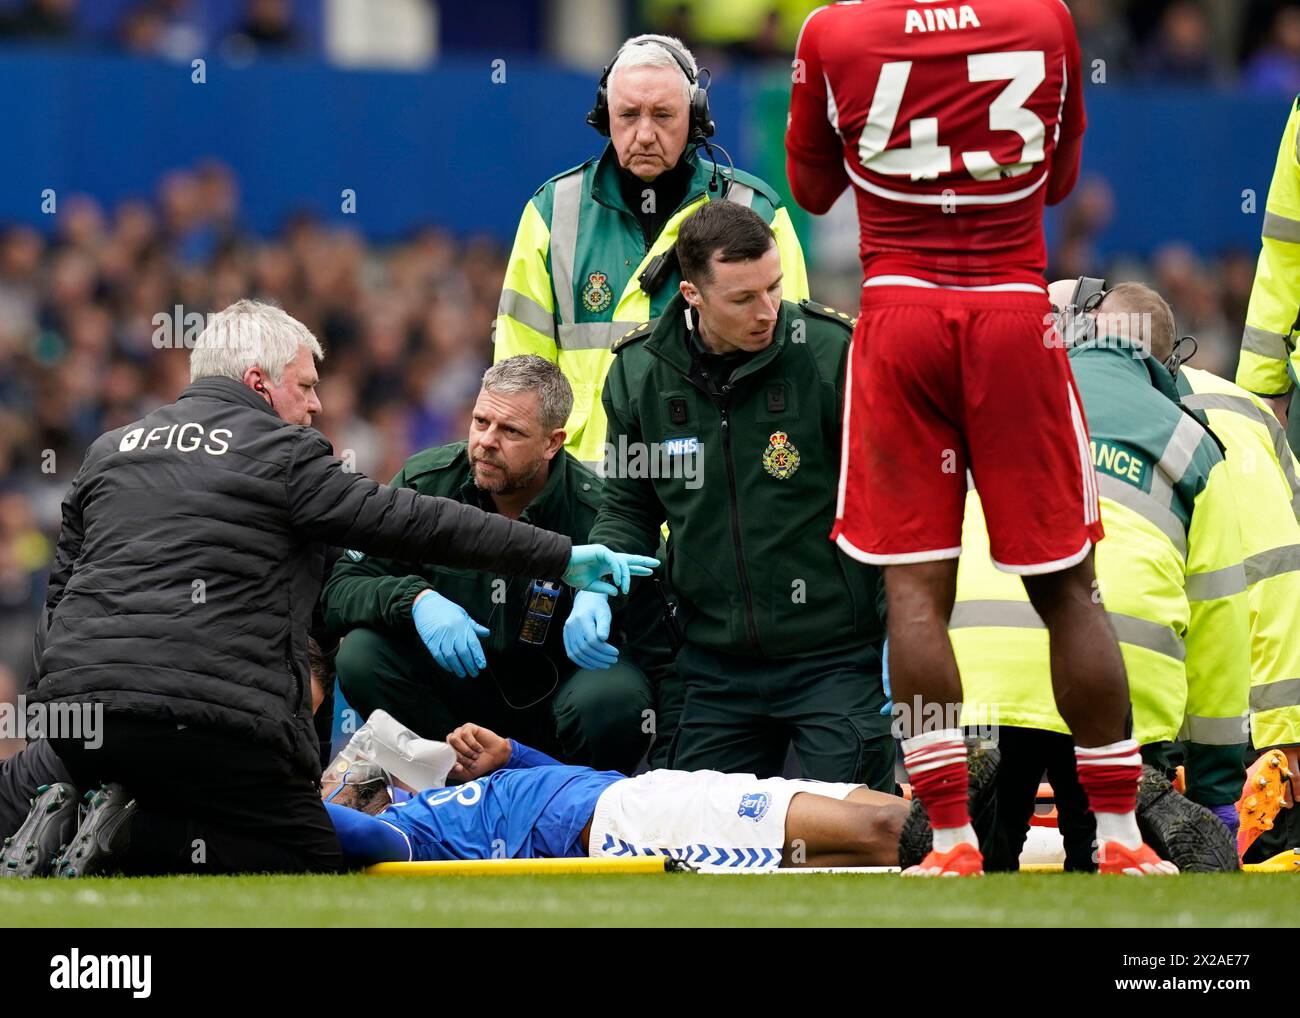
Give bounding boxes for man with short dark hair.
[585,201,895,788]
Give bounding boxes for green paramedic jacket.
[952,340,1251,808]
[586,293,883,660]
[1179,366,1300,751]
[492,144,809,471]
[319,443,668,683]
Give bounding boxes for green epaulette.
[611,321,653,353]
[797,299,856,329]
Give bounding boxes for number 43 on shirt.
[858,51,1048,182]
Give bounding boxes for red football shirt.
[787,0,1085,288]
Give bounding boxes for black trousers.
[50,717,341,876]
[983,726,1098,873]
[669,640,896,790]
[983,727,1180,872]
[0,739,73,839]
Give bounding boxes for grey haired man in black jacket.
[7,299,655,877]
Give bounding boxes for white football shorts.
[588,769,862,871]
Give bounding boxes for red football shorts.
[832,284,1103,574]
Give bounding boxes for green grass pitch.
[3,872,1298,927]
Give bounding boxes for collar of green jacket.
[1070,336,1227,463]
[1070,336,1182,406]
[642,291,788,383]
[590,144,716,218]
[448,443,589,526]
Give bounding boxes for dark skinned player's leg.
[883,559,981,868]
[1020,551,1128,747]
[780,789,909,868]
[1021,551,1154,861]
[883,560,963,724]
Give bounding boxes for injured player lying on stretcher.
[323,711,908,870]
[322,713,1238,872]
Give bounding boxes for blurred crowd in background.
[0,0,1289,754]
[2,0,1300,93]
[0,161,502,722]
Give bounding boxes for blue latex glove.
[412,589,490,679]
[563,591,618,671]
[880,637,894,716]
[563,544,659,596]
[1209,802,1240,840]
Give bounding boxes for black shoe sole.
[898,745,1001,869]
[1136,766,1237,873]
[0,783,79,879]
[54,783,138,879]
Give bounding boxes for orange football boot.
[1237,749,1293,861]
[902,842,984,877]
[1097,841,1179,875]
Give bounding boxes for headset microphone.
[1165,335,1198,379]
[702,138,736,198]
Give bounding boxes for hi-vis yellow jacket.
[1179,366,1300,751]
[954,340,1251,807]
[1237,96,1300,400]
[492,145,808,471]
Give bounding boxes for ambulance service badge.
[581,271,613,313]
[762,430,800,480]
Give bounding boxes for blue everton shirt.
[377,741,623,860]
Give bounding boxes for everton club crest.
[581,271,613,313]
[762,430,800,480]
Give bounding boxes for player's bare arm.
[447,723,513,783]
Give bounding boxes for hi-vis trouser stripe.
[1182,390,1300,519]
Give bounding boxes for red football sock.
[1075,739,1141,815]
[902,729,970,830]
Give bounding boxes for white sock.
[933,823,977,853]
[1094,810,1142,849]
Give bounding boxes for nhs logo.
[661,437,699,457]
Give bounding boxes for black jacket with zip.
[32,377,571,780]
